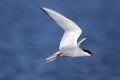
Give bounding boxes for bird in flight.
[29,7,96,65]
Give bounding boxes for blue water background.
[0,0,120,80]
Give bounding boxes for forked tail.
[27,51,61,65]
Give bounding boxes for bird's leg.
[56,52,62,57]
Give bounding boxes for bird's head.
[82,49,96,58]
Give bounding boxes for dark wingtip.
[40,7,43,10]
[40,7,56,22]
[40,7,50,16]
[40,7,45,12]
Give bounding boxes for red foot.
[57,52,62,57]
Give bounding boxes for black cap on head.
[82,49,96,58]
[82,49,92,54]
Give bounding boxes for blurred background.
[0,0,120,80]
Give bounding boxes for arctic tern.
[29,7,96,65]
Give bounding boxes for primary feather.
[41,7,82,49]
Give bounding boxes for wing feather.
[41,7,82,49]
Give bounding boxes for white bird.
[30,7,96,65]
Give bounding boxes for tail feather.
[27,51,61,65]
[43,51,61,64]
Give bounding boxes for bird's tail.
[27,51,61,65]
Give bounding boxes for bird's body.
[38,7,95,63]
[31,7,96,64]
[60,47,89,57]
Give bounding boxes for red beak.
[90,54,96,58]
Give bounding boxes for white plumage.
[29,7,96,65]
[41,7,82,49]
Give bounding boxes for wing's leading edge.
[41,7,82,49]
[77,38,86,46]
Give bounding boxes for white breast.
[60,47,85,57]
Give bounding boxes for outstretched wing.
[41,7,82,49]
[77,38,86,46]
